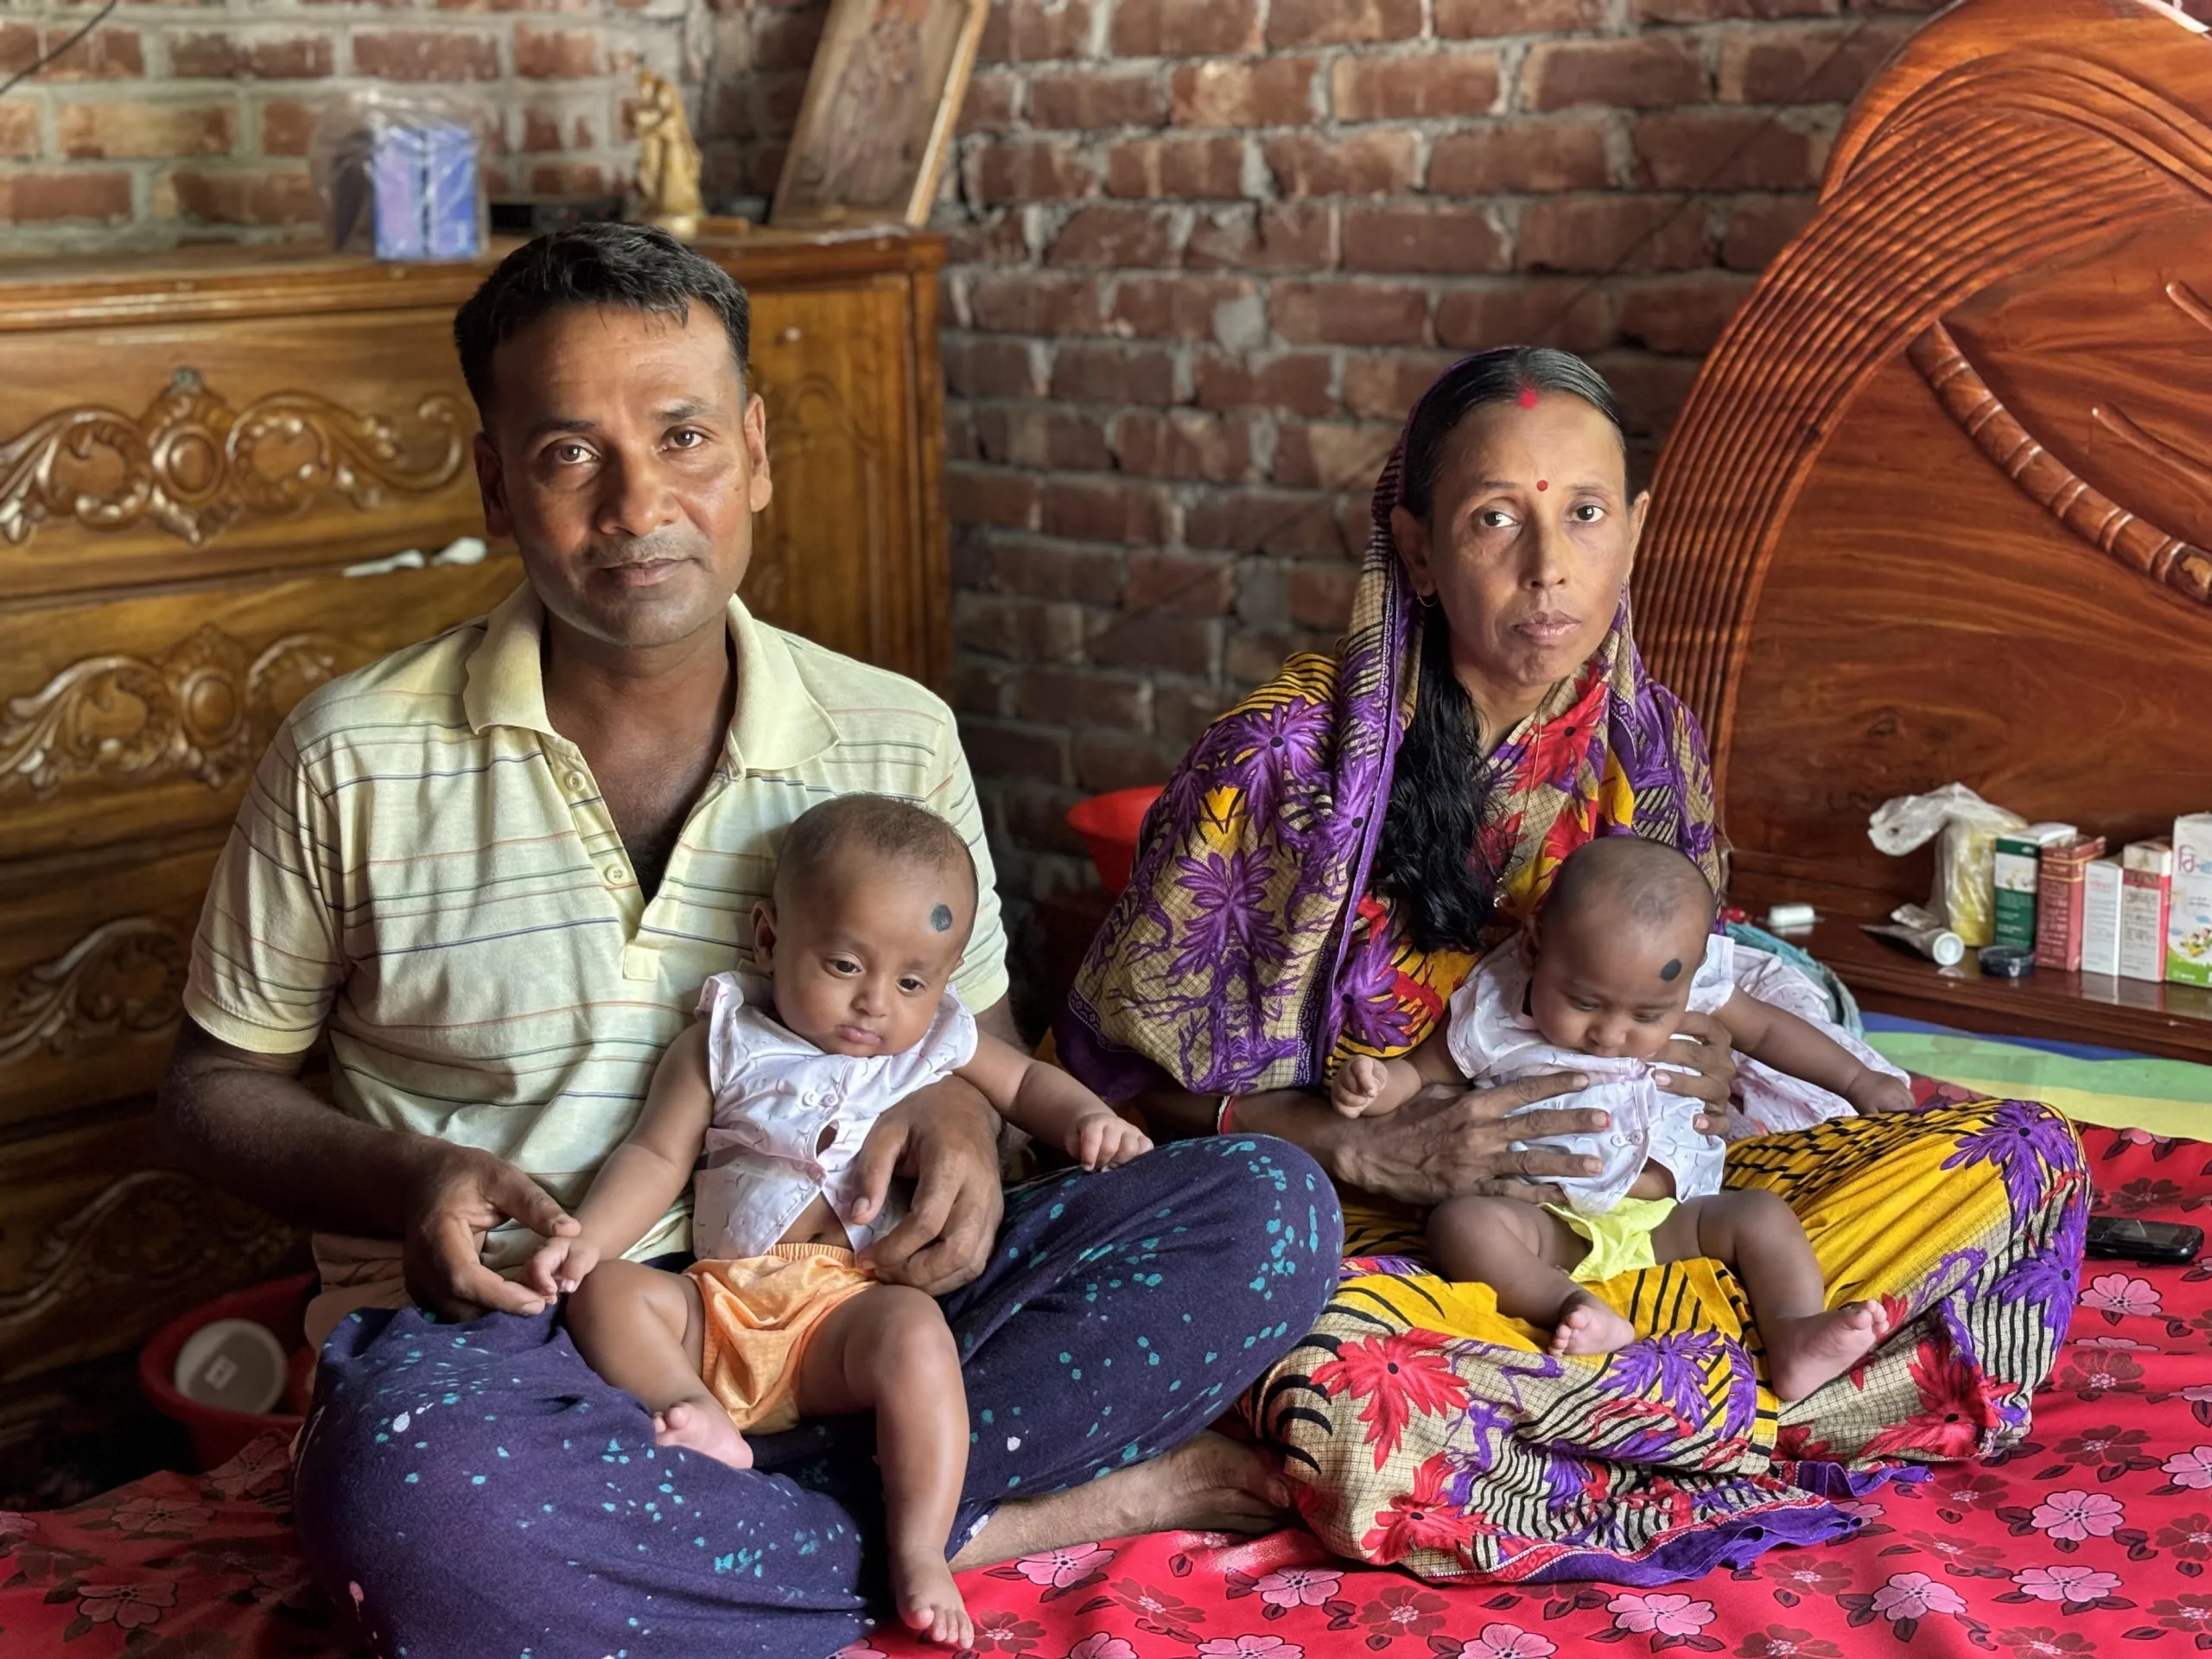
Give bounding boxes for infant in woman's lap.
[1333,835,1915,1401]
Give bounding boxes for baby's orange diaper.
[688,1244,876,1432]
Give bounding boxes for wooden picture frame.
[769,0,991,232]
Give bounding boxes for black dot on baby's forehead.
[931,904,953,932]
[1659,958,1683,982]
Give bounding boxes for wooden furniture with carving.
[1632,0,2212,1062]
[0,228,950,1465]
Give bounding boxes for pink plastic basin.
[138,1273,315,1471]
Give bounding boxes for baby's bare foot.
[1764,1300,1893,1402]
[893,1550,973,1649]
[652,1400,753,1471]
[1549,1293,1637,1358]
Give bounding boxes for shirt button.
[566,769,589,792]
[602,861,628,886]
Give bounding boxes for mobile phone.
[2085,1215,2204,1265]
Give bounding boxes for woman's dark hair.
[1368,346,1630,954]
[453,222,752,418]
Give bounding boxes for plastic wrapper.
[1868,784,2026,948]
[308,90,488,261]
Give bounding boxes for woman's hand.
[851,1075,1006,1295]
[1652,1009,1735,1137]
[1326,1071,1609,1207]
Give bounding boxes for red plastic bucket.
[1065,786,1163,896]
[138,1273,316,1471]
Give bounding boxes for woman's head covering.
[1057,352,1719,1102]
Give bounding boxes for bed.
[7,1,2212,1654]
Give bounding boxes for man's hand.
[850,1076,1005,1295]
[1330,1071,1606,1207]
[400,1142,580,1321]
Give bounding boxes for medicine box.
[2171,816,2212,988]
[2121,840,2171,982]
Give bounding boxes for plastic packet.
[308,89,488,261]
[1867,784,2026,947]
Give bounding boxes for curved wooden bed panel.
[1636,0,2212,936]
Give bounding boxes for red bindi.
[1517,387,1539,409]
[1536,480,1548,491]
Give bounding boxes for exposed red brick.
[1124,550,1236,613]
[944,337,1045,400]
[1289,560,1361,628]
[1517,194,1712,273]
[1109,0,1260,57]
[1594,350,1704,437]
[0,169,132,221]
[958,717,1073,783]
[0,104,35,160]
[1330,52,1500,121]
[1193,350,1337,417]
[950,658,1014,719]
[979,0,1093,64]
[944,214,1033,268]
[1020,667,1151,730]
[1342,205,1510,275]
[0,24,34,78]
[35,25,143,79]
[57,101,234,160]
[1636,0,1841,18]
[1046,204,1179,268]
[957,591,1087,663]
[1050,342,1179,405]
[970,141,1096,205]
[1268,0,1421,48]
[257,98,317,158]
[166,164,321,226]
[1616,272,1758,353]
[529,161,613,194]
[1428,120,1611,194]
[1111,275,1261,341]
[170,32,333,79]
[1274,281,1429,346]
[1154,683,1230,746]
[1340,352,1459,420]
[1087,612,1219,677]
[1029,69,1166,130]
[967,272,1107,334]
[1071,729,1181,792]
[1438,0,1606,35]
[1433,281,1616,354]
[1720,193,1816,269]
[984,537,1126,606]
[1170,57,1318,128]
[1185,487,1355,556]
[1719,22,1918,104]
[1274,422,1394,491]
[352,31,502,82]
[1262,130,1419,197]
[1522,36,1707,111]
[1630,111,1827,190]
[1043,477,1172,543]
[975,404,1113,471]
[518,105,594,153]
[1185,202,1336,271]
[948,464,1042,529]
[515,28,601,79]
[1106,135,1244,200]
[1112,410,1255,481]
[959,71,1021,137]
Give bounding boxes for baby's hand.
[1331,1055,1391,1118]
[527,1233,602,1298]
[1069,1111,1153,1171]
[1846,1071,1916,1116]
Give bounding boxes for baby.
[529,794,1151,1649]
[1332,835,1915,1402]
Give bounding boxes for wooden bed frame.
[1635,0,2212,1062]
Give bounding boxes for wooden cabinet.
[0,230,949,1422]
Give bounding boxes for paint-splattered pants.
[292,1135,1343,1659]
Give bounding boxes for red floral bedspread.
[7,1121,2211,1659]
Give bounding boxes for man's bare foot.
[1764,1300,1893,1402]
[893,1549,973,1649]
[652,1399,753,1471]
[1549,1292,1637,1357]
[949,1430,1289,1570]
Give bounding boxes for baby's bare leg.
[794,1286,972,1649]
[1654,1190,1891,1402]
[565,1261,753,1471]
[1428,1196,1636,1358]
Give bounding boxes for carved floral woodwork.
[0,917,188,1071]
[0,624,342,798]
[0,368,465,550]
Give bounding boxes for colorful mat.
[1867,1014,2212,1141]
[6,1114,2211,1658]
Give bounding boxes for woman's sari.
[1057,370,2086,1586]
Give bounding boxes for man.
[158,225,1340,1658]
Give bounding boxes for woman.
[1059,348,2084,1585]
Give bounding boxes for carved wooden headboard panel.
[1635,0,2212,921]
[0,233,950,1433]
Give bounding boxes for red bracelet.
[1214,1094,1236,1135]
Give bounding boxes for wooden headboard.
[1633,0,2212,1053]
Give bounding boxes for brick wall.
[0,0,698,251]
